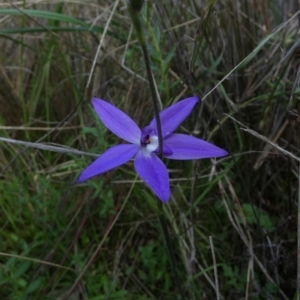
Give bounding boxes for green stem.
[128,2,185,299]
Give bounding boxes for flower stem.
[128,2,185,299]
[157,200,186,300]
[127,2,163,156]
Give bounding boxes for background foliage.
[0,0,299,299]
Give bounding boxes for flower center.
[142,135,151,146]
[140,126,158,153]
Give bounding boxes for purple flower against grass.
[78,97,227,202]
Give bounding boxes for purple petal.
[78,144,140,182]
[149,97,199,137]
[164,134,228,160]
[92,98,141,144]
[154,143,173,156]
[134,151,170,202]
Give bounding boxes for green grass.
[0,1,299,299]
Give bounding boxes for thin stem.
[128,2,185,299]
[157,200,186,300]
[127,3,163,156]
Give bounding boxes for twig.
[0,137,98,157]
[86,0,120,89]
[240,128,300,163]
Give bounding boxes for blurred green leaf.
[242,203,274,232]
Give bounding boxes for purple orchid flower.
[78,97,227,202]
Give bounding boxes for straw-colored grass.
[0,1,299,299]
